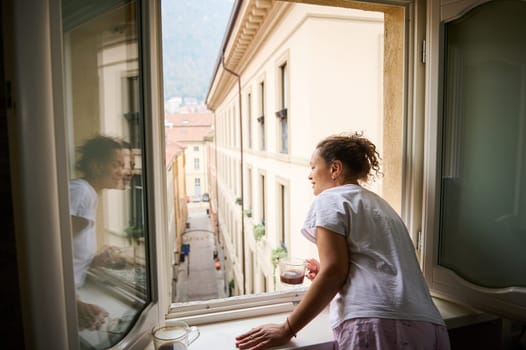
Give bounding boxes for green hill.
[161,0,234,101]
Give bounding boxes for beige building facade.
[165,141,189,272]
[165,113,214,202]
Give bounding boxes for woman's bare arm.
[235,227,349,350]
[286,226,349,334]
[71,215,89,235]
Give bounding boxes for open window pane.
[62,1,151,347]
[439,0,526,288]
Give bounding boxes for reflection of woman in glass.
[70,135,125,330]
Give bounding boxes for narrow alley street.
[173,202,226,302]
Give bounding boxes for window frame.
[27,0,522,341]
[31,0,166,348]
[67,0,167,347]
[167,289,305,325]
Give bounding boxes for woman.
[236,132,449,350]
[70,134,125,330]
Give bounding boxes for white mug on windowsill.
[152,321,200,349]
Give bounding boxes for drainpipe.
[221,54,246,295]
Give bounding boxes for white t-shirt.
[301,184,445,328]
[70,178,98,288]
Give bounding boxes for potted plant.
[271,246,288,269]
[243,208,252,217]
[253,223,265,241]
[124,225,144,245]
[271,245,288,286]
[228,279,235,296]
[235,197,242,205]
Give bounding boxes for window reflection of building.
[131,175,144,233]
[62,2,149,348]
[124,75,142,148]
[123,74,145,244]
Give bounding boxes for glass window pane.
[62,1,150,347]
[439,0,526,288]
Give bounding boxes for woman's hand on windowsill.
[77,299,109,331]
[92,246,130,270]
[235,322,292,350]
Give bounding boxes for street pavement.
[173,202,226,302]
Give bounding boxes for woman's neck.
[336,177,359,186]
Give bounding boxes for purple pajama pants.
[332,318,451,350]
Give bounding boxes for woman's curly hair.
[316,131,382,183]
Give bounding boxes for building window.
[247,167,253,211]
[276,62,288,153]
[233,105,238,148]
[131,175,144,232]
[277,183,289,248]
[232,105,236,148]
[194,177,201,197]
[260,174,266,224]
[194,158,199,170]
[124,75,141,148]
[257,81,265,150]
[235,160,240,197]
[193,146,199,151]
[249,250,255,294]
[247,92,253,149]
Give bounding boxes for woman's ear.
[331,160,343,178]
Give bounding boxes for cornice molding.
[208,0,281,110]
[224,0,274,70]
[207,0,403,110]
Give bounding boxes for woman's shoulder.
[69,179,96,195]
[70,178,87,189]
[313,185,360,210]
